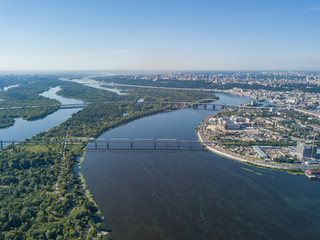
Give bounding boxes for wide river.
[81,93,320,240]
[1,84,320,240]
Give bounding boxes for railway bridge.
[0,98,276,111]
[0,138,212,151]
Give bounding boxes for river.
[0,84,20,92]
[1,82,319,239]
[81,92,320,240]
[60,76,125,95]
[0,87,83,141]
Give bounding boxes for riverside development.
[1,72,320,240]
[197,107,320,172]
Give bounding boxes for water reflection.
[0,87,82,141]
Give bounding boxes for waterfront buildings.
[297,142,317,159]
[205,107,320,165]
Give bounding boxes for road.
[197,111,320,171]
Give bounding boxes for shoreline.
[196,111,310,172]
[107,82,222,92]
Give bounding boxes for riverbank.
[0,87,83,146]
[196,111,308,171]
[107,82,222,93]
[0,99,189,238]
[80,103,320,240]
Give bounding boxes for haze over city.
[0,0,319,71]
[3,1,320,239]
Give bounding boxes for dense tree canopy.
[0,76,215,239]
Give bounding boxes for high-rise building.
[297,142,317,159]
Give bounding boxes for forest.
[0,80,62,129]
[0,76,215,239]
[94,75,217,89]
[94,75,320,94]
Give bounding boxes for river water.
[0,87,83,141]
[60,76,125,95]
[1,82,319,239]
[81,93,320,240]
[0,84,20,92]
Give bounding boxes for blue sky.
[0,0,319,71]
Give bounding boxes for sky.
[0,0,319,71]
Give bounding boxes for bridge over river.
[0,138,212,151]
[0,98,283,111]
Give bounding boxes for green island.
[0,77,214,239]
[0,81,62,129]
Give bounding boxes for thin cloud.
[218,7,320,20]
[53,49,140,60]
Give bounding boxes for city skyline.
[0,0,320,71]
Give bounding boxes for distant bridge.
[0,103,87,111]
[0,138,211,151]
[194,98,225,105]
[0,99,280,111]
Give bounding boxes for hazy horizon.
[1,69,320,76]
[1,0,319,71]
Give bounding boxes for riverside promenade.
[196,111,318,171]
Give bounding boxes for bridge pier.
[0,139,208,152]
[204,104,207,109]
[212,105,216,110]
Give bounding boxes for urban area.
[102,71,320,179]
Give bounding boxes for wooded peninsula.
[0,75,215,239]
